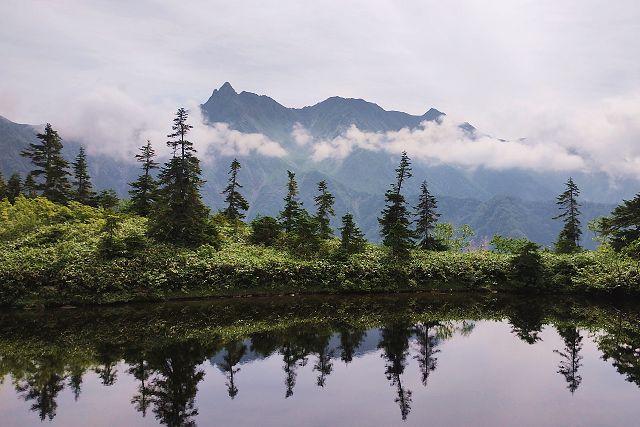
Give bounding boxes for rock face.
[0,84,627,248]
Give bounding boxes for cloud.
[307,117,587,173]
[45,86,286,161]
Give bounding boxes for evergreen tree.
[314,180,335,239]
[414,180,442,250]
[279,170,303,233]
[601,193,640,255]
[222,158,249,221]
[96,189,120,210]
[149,108,213,246]
[553,177,582,253]
[288,211,321,256]
[554,326,583,394]
[378,151,414,256]
[7,173,22,204]
[21,123,71,204]
[71,147,96,205]
[23,173,38,198]
[0,171,6,200]
[129,140,159,216]
[339,213,367,254]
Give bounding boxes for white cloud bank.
[301,93,640,179]
[50,86,287,161]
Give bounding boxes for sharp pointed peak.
[219,81,236,93]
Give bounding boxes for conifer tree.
[129,140,159,216]
[96,189,120,210]
[553,177,582,253]
[378,151,414,256]
[415,180,442,250]
[601,193,640,255]
[23,173,38,198]
[21,123,71,204]
[7,173,22,204]
[279,170,303,233]
[71,147,96,205]
[222,158,249,221]
[0,172,6,200]
[314,180,335,239]
[149,108,212,246]
[339,213,367,254]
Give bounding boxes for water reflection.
[0,294,639,426]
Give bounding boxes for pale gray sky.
[1,0,639,175]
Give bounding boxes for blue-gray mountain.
[1,82,632,249]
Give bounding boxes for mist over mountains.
[1,82,631,248]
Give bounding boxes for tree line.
[3,107,640,257]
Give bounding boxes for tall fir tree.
[129,140,159,216]
[601,193,640,255]
[7,173,22,204]
[314,180,335,239]
[339,213,367,254]
[553,177,582,253]
[149,108,212,246]
[279,170,303,233]
[414,180,442,250]
[222,158,249,221]
[0,172,6,200]
[378,151,414,256]
[23,173,38,198]
[21,123,71,204]
[71,147,96,205]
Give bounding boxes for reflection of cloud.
[47,86,286,162]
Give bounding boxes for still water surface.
[0,294,639,426]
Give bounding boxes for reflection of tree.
[281,341,308,398]
[597,312,640,387]
[311,333,334,387]
[413,322,441,386]
[553,326,583,394]
[219,340,247,399]
[339,329,366,363]
[67,364,85,401]
[94,343,120,386]
[379,323,413,421]
[509,303,544,344]
[129,359,153,417]
[14,356,65,421]
[145,342,207,427]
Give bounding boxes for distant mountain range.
[1,82,632,249]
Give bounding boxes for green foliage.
[128,141,159,217]
[434,223,475,252]
[339,213,367,254]
[6,173,22,204]
[491,234,532,254]
[23,173,38,198]
[600,193,640,258]
[279,170,303,233]
[149,108,213,247]
[415,180,442,250]
[0,171,6,200]
[21,123,71,204]
[250,216,282,246]
[314,180,335,239]
[222,158,249,221]
[554,177,582,253]
[286,211,321,257]
[95,189,119,210]
[379,151,414,257]
[71,147,96,205]
[510,241,543,287]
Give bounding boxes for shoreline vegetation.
[2,109,640,307]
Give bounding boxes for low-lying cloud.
[49,86,287,162]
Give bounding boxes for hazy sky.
[1,0,639,175]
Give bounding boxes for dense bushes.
[2,197,640,306]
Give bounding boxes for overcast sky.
[1,0,639,175]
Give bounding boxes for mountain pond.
[0,293,639,426]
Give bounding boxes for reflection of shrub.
[511,241,543,287]
[250,216,281,246]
